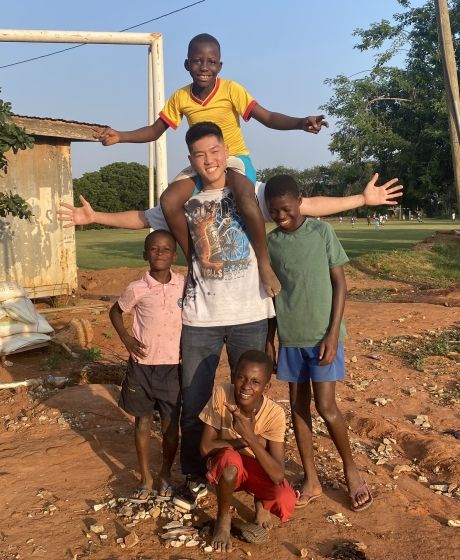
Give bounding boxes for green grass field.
[76,219,457,270]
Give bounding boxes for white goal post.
[0,29,168,207]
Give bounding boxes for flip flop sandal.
[129,486,153,504]
[157,480,175,498]
[349,481,373,512]
[231,519,269,544]
[294,489,322,509]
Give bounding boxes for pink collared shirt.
[118,270,185,365]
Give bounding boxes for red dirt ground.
[0,266,459,560]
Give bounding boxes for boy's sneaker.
[173,475,208,509]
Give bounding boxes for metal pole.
[434,0,460,214]
[0,27,168,212]
[151,36,168,199]
[0,29,160,45]
[148,47,155,211]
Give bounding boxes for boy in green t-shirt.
[264,174,373,513]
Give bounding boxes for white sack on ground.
[0,281,27,303]
[0,314,54,337]
[1,296,38,324]
[0,333,51,354]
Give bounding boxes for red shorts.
[206,448,296,522]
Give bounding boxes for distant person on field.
[452,211,456,222]
[200,350,296,552]
[97,33,328,299]
[109,230,185,502]
[265,175,373,512]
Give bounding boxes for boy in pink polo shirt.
[110,230,185,502]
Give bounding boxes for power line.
[0,0,206,70]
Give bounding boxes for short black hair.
[185,121,224,149]
[144,229,176,251]
[264,174,300,201]
[187,33,221,58]
[236,350,274,381]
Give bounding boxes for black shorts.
[119,359,181,424]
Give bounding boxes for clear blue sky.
[0,0,423,179]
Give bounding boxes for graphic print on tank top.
[184,191,250,281]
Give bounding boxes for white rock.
[414,415,430,427]
[185,539,200,547]
[204,545,213,553]
[90,524,105,534]
[163,520,183,530]
[124,531,139,549]
[430,484,449,492]
[93,503,106,512]
[393,465,413,475]
[149,506,161,519]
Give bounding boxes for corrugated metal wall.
[0,138,77,298]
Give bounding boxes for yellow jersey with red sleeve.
[159,78,257,156]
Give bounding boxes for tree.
[0,90,34,220]
[322,0,460,215]
[73,162,150,227]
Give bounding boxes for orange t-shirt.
[199,383,286,458]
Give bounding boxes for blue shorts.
[276,343,345,383]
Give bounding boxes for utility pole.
[435,0,460,214]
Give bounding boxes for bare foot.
[259,263,281,297]
[255,500,273,529]
[212,514,232,552]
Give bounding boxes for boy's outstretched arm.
[251,105,328,133]
[300,174,403,217]
[97,118,168,146]
[58,195,149,229]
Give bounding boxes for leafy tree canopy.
[73,162,150,224]
[0,89,34,220]
[321,0,459,214]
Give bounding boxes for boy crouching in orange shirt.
[199,350,296,552]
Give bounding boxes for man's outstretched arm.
[58,195,149,229]
[300,173,403,217]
